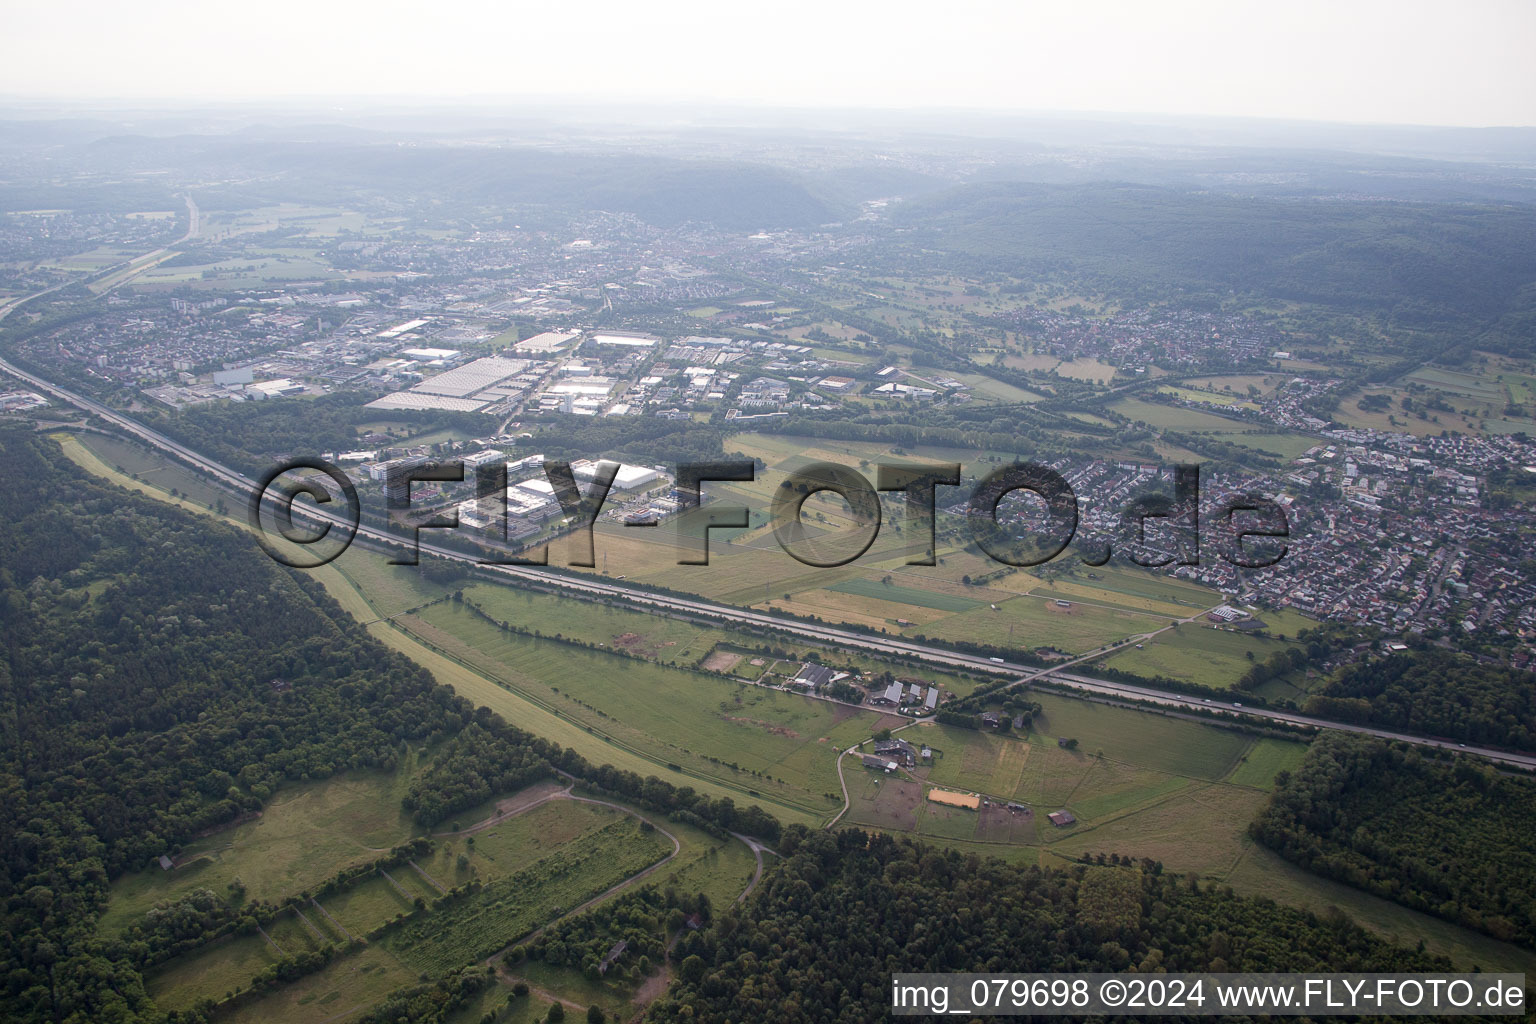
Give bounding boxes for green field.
[424,799,619,882]
[1202,431,1317,459]
[918,594,1165,653]
[847,694,1261,865]
[140,791,678,1016]
[101,767,421,936]
[401,601,868,818]
[388,817,670,974]
[1224,737,1310,790]
[1110,397,1251,431]
[1102,624,1302,690]
[216,945,420,1024]
[146,931,282,1011]
[460,583,749,667]
[320,875,414,936]
[827,576,983,612]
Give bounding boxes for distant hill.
[889,181,1536,348]
[82,134,850,230]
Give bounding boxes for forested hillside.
[1251,733,1536,947]
[648,828,1476,1024]
[888,182,1536,351]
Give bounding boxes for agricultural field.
[1051,562,1219,612]
[1000,352,1067,373]
[1179,373,1284,398]
[75,432,230,509]
[1109,396,1254,431]
[1394,358,1536,436]
[1159,384,1256,408]
[1055,357,1118,383]
[191,203,373,242]
[1335,386,1447,437]
[331,547,452,618]
[423,799,621,882]
[1101,623,1304,690]
[1199,430,1317,459]
[914,593,1166,653]
[827,577,983,612]
[345,602,814,822]
[653,826,761,910]
[133,249,337,289]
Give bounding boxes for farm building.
[792,662,838,690]
[862,754,898,772]
[870,681,905,706]
[873,738,917,767]
[1047,810,1077,827]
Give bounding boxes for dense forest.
[1251,733,1536,947]
[1303,647,1536,751]
[649,827,1479,1024]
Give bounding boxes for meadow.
[400,601,864,818]
[848,691,1276,864]
[100,766,421,936]
[146,931,283,1011]
[1102,623,1303,689]
[387,817,671,974]
[915,594,1165,653]
[214,946,422,1024]
[1109,396,1251,431]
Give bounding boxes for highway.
[3,314,1535,774]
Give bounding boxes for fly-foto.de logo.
[250,458,1288,571]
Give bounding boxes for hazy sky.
[2,0,1532,127]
